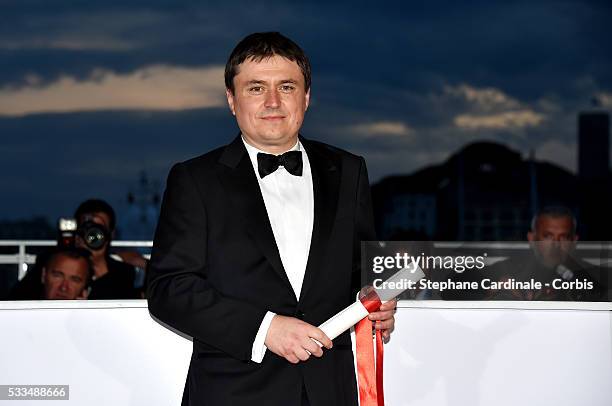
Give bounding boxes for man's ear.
[304,88,310,111]
[226,89,236,116]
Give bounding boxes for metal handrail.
[1,240,610,281]
[0,240,153,280]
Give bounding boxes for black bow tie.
[257,151,303,178]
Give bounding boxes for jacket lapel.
[217,135,294,297]
[298,136,341,302]
[217,135,342,304]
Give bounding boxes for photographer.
[8,199,142,300]
[74,199,140,299]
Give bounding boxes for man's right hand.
[264,315,333,364]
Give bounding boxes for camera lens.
[85,228,106,250]
[78,221,108,250]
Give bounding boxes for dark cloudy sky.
[1,0,611,230]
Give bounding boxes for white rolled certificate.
[318,264,425,341]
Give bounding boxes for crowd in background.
[2,201,608,302]
[7,199,147,300]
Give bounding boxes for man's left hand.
[367,298,397,343]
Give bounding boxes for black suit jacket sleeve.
[147,162,267,361]
[352,157,377,296]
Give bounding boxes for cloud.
[0,9,167,51]
[438,83,547,131]
[0,65,226,116]
[0,38,137,51]
[442,83,521,111]
[454,110,546,130]
[595,91,612,108]
[340,121,413,137]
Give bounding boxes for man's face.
[42,255,89,300]
[527,215,577,267]
[226,55,310,152]
[76,211,112,253]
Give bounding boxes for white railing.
[2,240,611,282]
[0,240,153,280]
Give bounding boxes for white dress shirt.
[241,137,314,363]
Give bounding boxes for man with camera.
[73,199,139,299]
[8,199,140,300]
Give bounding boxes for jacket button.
[295,310,305,320]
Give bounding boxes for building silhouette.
[373,111,610,241]
[579,112,609,181]
[578,111,612,240]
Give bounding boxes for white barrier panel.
[388,301,612,406]
[0,300,611,405]
[0,301,191,405]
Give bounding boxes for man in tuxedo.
[147,32,396,406]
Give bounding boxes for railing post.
[18,242,27,280]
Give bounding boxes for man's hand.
[116,251,148,269]
[264,315,333,364]
[367,298,397,343]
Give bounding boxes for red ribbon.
[355,288,384,406]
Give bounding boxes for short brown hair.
[74,198,116,231]
[45,247,94,284]
[225,32,311,94]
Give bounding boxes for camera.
[57,216,111,250]
[57,217,77,247]
[77,220,110,250]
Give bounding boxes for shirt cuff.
[251,311,276,363]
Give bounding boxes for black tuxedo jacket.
[147,135,376,406]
